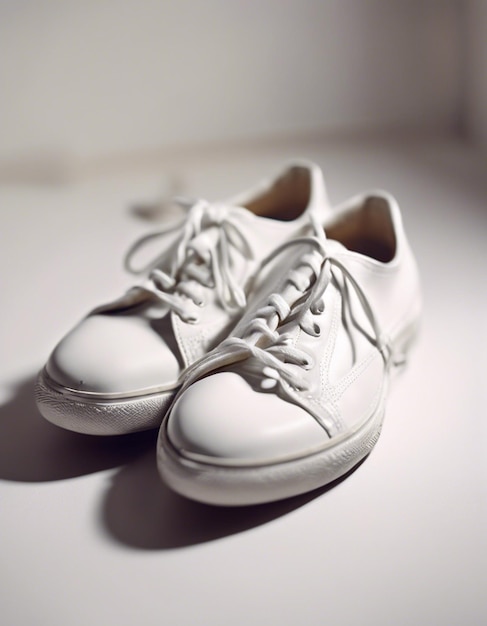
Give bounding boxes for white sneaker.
[157,191,422,505]
[35,162,329,435]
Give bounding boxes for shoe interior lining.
[243,166,311,222]
[326,196,397,262]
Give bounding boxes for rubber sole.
[35,369,176,435]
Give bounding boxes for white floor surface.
[0,135,485,626]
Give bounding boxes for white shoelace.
[124,199,255,322]
[179,229,392,436]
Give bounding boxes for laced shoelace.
[124,198,255,322]
[179,228,393,435]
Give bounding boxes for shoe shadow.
[1,374,363,549]
[101,447,364,550]
[0,375,156,482]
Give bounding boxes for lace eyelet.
[311,300,325,315]
[182,313,200,324]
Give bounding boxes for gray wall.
[0,0,481,170]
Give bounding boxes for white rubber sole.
[35,369,176,435]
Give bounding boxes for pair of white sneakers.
[35,162,421,506]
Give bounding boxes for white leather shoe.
[35,162,329,435]
[157,191,421,505]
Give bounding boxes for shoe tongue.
[307,163,329,216]
[234,231,352,339]
[323,238,347,255]
[222,207,309,266]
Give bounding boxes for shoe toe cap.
[46,313,180,395]
[166,371,327,463]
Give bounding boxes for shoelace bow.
[124,199,255,322]
[180,227,393,435]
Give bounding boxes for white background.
[0,2,486,625]
[0,0,475,166]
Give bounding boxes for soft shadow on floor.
[101,447,365,550]
[0,375,156,482]
[1,374,364,548]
